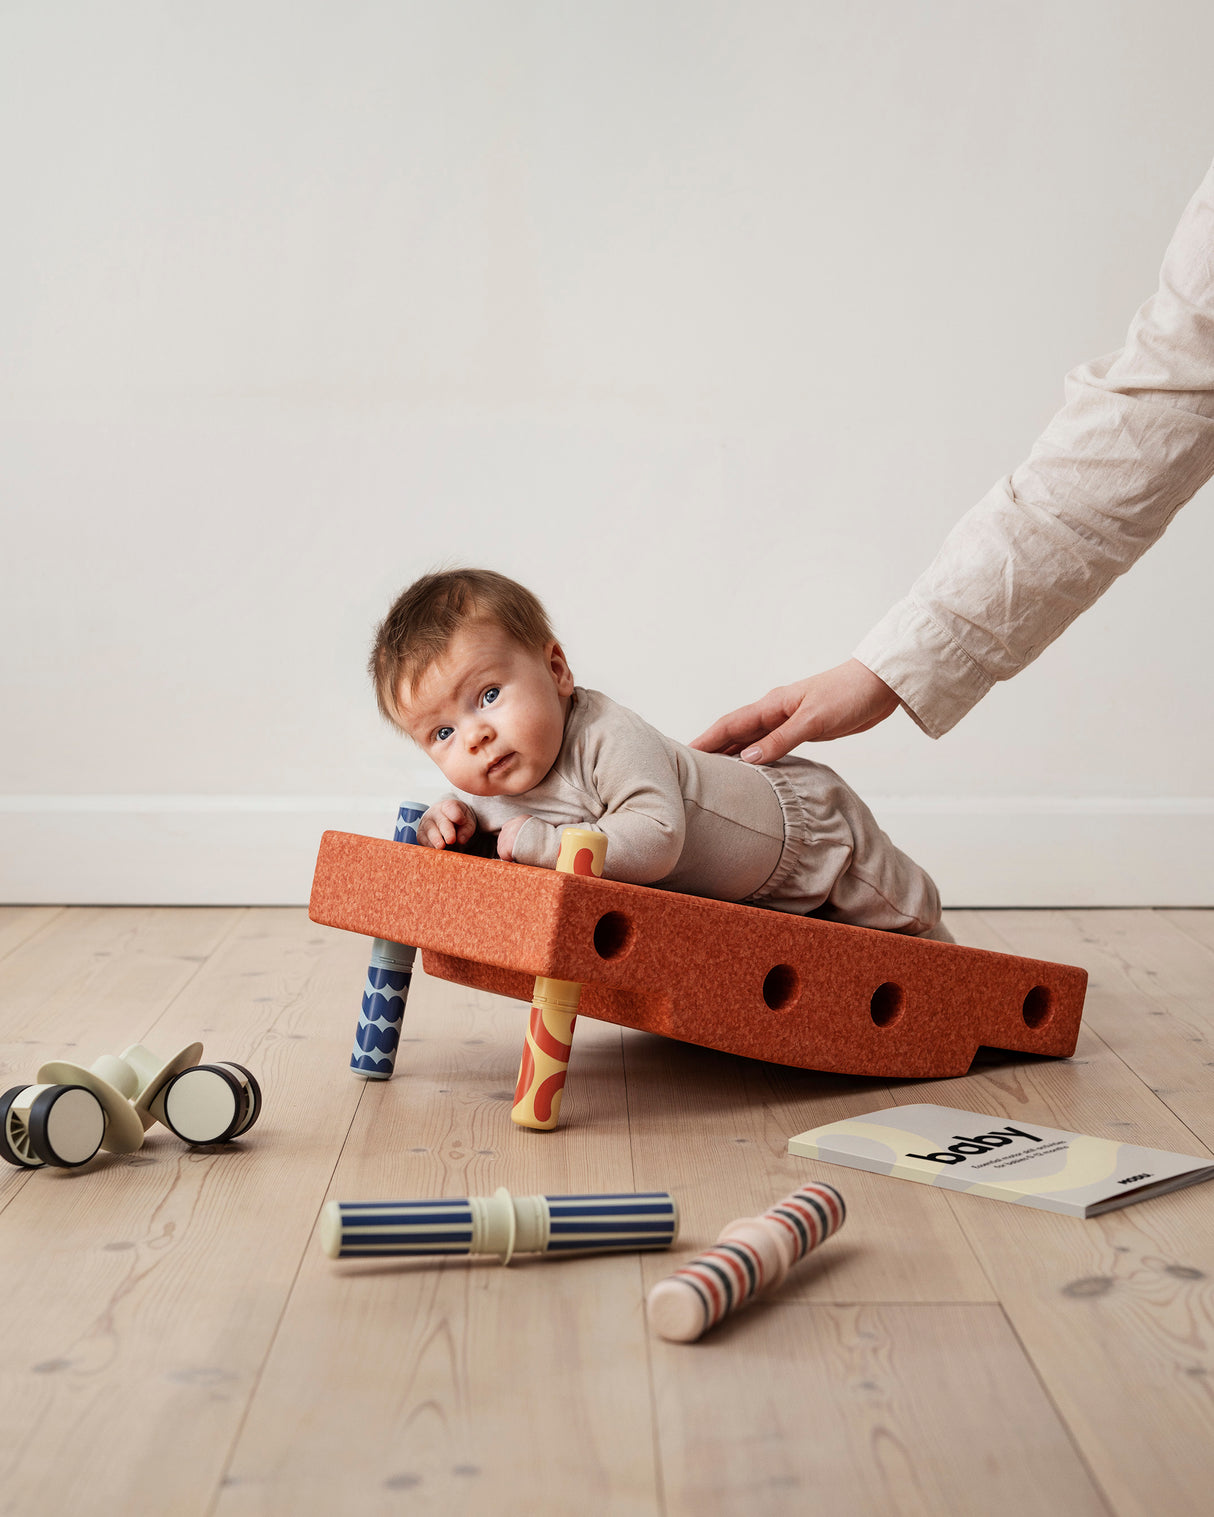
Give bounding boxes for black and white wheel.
[0,1086,42,1168]
[0,1084,106,1169]
[224,1063,262,1137]
[158,1062,261,1145]
[28,1085,107,1167]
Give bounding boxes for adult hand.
[416,797,477,849]
[496,814,531,862]
[689,659,900,763]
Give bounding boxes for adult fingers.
[737,709,822,765]
[695,662,901,759]
[743,667,900,755]
[688,696,787,756]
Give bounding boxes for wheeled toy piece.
[141,1055,263,1145]
[0,1082,109,1169]
[0,1043,263,1170]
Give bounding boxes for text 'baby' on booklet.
[787,1104,1214,1217]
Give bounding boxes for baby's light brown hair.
[370,568,557,724]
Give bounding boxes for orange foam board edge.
[309,831,1088,1079]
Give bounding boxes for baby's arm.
[416,797,478,849]
[496,813,531,862]
[509,717,687,884]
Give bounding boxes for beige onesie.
[457,687,943,936]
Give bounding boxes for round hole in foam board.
[762,963,800,1011]
[592,910,635,960]
[870,982,903,1027]
[1022,986,1052,1028]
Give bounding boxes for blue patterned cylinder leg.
[349,802,426,1079]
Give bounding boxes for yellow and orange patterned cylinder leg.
[511,827,608,1131]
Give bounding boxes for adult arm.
[858,156,1214,738]
[694,156,1214,756]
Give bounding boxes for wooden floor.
[0,907,1212,1516]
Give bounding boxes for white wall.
[3,1,1213,905]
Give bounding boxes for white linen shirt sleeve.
[855,156,1214,739]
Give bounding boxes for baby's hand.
[417,798,477,850]
[496,814,532,863]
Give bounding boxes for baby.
[371,568,950,939]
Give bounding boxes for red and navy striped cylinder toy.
[646,1181,845,1342]
[321,1188,679,1264]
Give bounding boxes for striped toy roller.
[511,827,608,1131]
[646,1182,846,1342]
[320,1187,678,1264]
[349,802,426,1079]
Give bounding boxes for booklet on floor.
[787,1104,1214,1217]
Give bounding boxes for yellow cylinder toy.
[510,827,608,1131]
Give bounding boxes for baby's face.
[396,621,574,798]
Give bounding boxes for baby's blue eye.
[482,687,501,706]
[435,726,454,743]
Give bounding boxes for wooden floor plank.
[0,906,1210,1517]
[0,905,244,1065]
[878,910,1214,1517]
[975,909,1214,1149]
[1161,908,1214,955]
[621,1027,995,1304]
[0,906,64,962]
[217,961,660,1516]
[0,909,367,1517]
[652,1303,1111,1517]
[0,907,244,1219]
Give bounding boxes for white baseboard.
[870,796,1214,908]
[1,794,1212,907]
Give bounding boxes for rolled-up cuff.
[853,599,994,740]
[510,816,563,869]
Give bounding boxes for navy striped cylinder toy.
[320,1188,679,1264]
[349,802,426,1079]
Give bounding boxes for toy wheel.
[0,1086,42,1168]
[159,1063,254,1145]
[28,1085,107,1168]
[222,1062,262,1137]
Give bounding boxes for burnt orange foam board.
[309,831,1087,1079]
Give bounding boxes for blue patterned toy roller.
[349,802,426,1079]
[320,1188,679,1263]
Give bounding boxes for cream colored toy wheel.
[28,1085,107,1168]
[159,1063,258,1145]
[35,1060,146,1155]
